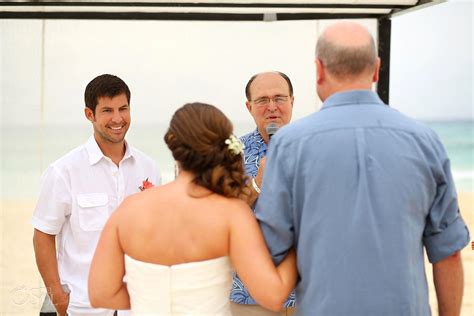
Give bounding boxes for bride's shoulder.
[128,181,174,201]
[216,195,253,216]
[115,184,171,215]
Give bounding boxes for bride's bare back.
[117,172,246,265]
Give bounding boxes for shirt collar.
[252,128,264,141]
[321,90,385,110]
[248,128,267,155]
[250,128,266,149]
[85,136,134,166]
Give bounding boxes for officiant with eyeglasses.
[230,71,296,316]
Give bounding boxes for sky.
[0,0,472,129]
[390,0,473,120]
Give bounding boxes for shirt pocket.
[76,193,109,231]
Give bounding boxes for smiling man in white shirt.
[32,74,160,316]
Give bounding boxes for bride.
[88,102,297,315]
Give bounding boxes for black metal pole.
[377,17,391,105]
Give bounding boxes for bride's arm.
[88,209,130,310]
[229,202,297,311]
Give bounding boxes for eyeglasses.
[251,95,290,107]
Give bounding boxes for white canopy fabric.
[0,0,444,104]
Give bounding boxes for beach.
[426,192,474,316]
[2,2,471,313]
[1,192,473,315]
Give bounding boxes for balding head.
[245,71,293,101]
[316,22,377,79]
[244,71,294,143]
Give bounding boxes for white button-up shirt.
[32,136,160,315]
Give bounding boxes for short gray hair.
[315,35,377,78]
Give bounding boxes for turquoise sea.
[1,120,472,200]
[424,121,473,192]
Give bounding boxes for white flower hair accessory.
[225,135,245,155]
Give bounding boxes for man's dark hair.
[84,74,131,113]
[245,71,294,101]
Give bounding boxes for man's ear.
[245,101,252,113]
[84,107,95,122]
[372,57,381,83]
[316,58,325,85]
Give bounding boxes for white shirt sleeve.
[31,165,72,235]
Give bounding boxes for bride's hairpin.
[225,135,245,155]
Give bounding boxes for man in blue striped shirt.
[256,21,469,316]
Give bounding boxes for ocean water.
[424,121,473,192]
[1,120,472,200]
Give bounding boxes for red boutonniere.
[139,178,154,191]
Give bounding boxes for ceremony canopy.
[0,0,444,103]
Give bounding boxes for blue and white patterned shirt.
[241,128,267,178]
[230,128,296,307]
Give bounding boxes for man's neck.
[94,135,126,166]
[329,77,373,97]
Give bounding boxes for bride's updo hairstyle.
[164,102,249,198]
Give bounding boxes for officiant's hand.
[255,156,266,189]
[245,156,266,206]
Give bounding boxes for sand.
[426,192,474,316]
[1,193,473,315]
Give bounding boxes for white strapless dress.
[124,255,232,315]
